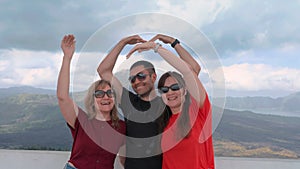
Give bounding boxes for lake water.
[1,149,299,169]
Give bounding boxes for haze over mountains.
[0,86,299,158]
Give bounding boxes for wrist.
[171,39,180,48]
[119,38,129,46]
[153,43,162,53]
[62,55,72,62]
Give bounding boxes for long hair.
[84,79,120,129]
[157,71,191,140]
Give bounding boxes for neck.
[95,111,111,121]
[140,89,157,101]
[170,107,182,114]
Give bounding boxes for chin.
[99,107,113,112]
[167,102,181,109]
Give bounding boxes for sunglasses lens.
[136,73,146,80]
[128,76,136,83]
[94,90,105,98]
[159,87,169,93]
[106,90,113,97]
[170,84,180,91]
[129,73,147,83]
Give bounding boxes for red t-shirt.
[161,94,215,169]
[68,108,126,169]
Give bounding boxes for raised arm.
[127,41,206,108]
[57,34,78,128]
[149,34,201,75]
[97,35,146,102]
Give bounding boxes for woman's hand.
[61,34,76,59]
[126,41,156,59]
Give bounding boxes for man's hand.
[149,34,175,44]
[121,35,146,46]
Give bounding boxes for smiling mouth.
[167,96,177,101]
[135,84,146,90]
[100,101,111,105]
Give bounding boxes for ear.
[151,73,157,82]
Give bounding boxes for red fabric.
[67,108,126,169]
[161,94,215,169]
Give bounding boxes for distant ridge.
[215,91,300,117]
[0,86,55,98]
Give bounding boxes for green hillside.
[0,87,300,158]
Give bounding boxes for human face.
[160,76,185,113]
[94,84,114,113]
[129,65,156,97]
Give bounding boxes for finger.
[126,47,137,59]
[139,39,147,43]
[62,35,67,44]
[68,35,75,46]
[65,35,71,46]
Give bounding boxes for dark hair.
[130,60,156,74]
[157,71,191,140]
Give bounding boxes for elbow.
[97,66,106,79]
[97,66,103,75]
[56,91,68,103]
[97,68,113,81]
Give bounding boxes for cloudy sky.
[0,0,299,97]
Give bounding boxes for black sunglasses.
[128,72,150,83]
[94,89,114,98]
[159,83,181,93]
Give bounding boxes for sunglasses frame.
[94,89,114,98]
[128,72,151,83]
[159,83,181,93]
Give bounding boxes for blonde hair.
[84,79,120,128]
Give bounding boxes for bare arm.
[118,144,126,168]
[57,34,78,128]
[149,34,201,75]
[97,35,146,103]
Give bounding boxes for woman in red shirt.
[57,34,126,169]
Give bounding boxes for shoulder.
[189,92,211,113]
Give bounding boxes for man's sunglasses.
[128,73,150,83]
[159,83,181,93]
[94,89,114,98]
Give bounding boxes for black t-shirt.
[120,87,165,169]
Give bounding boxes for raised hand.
[149,34,175,44]
[126,41,156,59]
[61,34,76,59]
[121,35,146,46]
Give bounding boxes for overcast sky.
[0,0,299,97]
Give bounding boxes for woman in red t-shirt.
[57,34,126,169]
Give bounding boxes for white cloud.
[0,49,63,89]
[221,63,300,92]
[156,0,232,27]
[1,49,299,97]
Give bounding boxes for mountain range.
[0,86,299,158]
[216,92,300,117]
